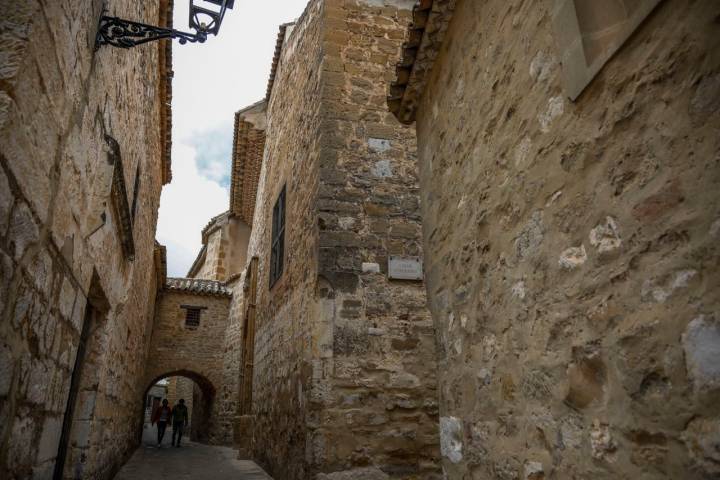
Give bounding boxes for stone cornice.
[388,0,457,125]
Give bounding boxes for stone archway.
[140,370,217,444]
[143,281,233,443]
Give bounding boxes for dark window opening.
[270,185,286,287]
[182,306,203,329]
[131,165,141,223]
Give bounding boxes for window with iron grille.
[182,306,202,329]
[270,185,286,287]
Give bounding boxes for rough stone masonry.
[226,0,442,478]
[389,0,720,478]
[0,1,172,479]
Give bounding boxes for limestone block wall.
[244,3,325,477]
[145,289,231,444]
[194,215,251,282]
[314,1,441,478]
[217,276,244,445]
[165,376,194,423]
[411,0,720,478]
[239,1,441,478]
[0,1,168,479]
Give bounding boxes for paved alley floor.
[114,424,271,480]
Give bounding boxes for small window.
[181,306,203,329]
[270,185,286,287]
[131,165,141,223]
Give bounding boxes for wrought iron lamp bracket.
[95,15,207,50]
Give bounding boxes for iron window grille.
[181,306,205,329]
[270,185,286,287]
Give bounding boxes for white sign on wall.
[388,255,423,281]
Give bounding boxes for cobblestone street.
[113,425,271,480]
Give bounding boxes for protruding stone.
[558,244,586,270]
[589,216,621,256]
[683,315,720,391]
[538,96,564,133]
[641,269,697,303]
[515,211,544,259]
[440,416,463,464]
[590,420,616,460]
[682,416,720,477]
[368,137,391,153]
[524,460,544,479]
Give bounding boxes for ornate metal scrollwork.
[95,16,207,49]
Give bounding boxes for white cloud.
[157,0,309,276]
[157,144,228,277]
[171,0,310,140]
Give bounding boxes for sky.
[157,1,309,277]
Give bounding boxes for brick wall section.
[0,1,168,478]
[145,290,231,444]
[407,0,720,478]
[236,1,441,478]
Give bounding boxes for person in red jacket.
[151,399,172,447]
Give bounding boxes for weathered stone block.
[36,416,62,463]
[683,315,720,392]
[9,201,39,260]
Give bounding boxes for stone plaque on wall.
[388,255,423,281]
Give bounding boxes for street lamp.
[96,0,235,49]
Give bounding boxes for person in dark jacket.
[171,399,189,447]
[151,399,172,447]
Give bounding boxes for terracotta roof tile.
[166,277,232,297]
[388,0,457,124]
[159,0,174,184]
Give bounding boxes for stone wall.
[0,1,169,479]
[218,276,243,446]
[165,376,194,424]
[404,0,720,478]
[314,0,441,478]
[236,1,441,478]
[244,4,324,476]
[191,213,251,282]
[144,288,231,444]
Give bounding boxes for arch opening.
[139,371,217,446]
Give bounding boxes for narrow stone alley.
[114,426,271,480]
[2,1,719,480]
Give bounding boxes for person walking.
[151,399,172,447]
[171,399,189,447]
